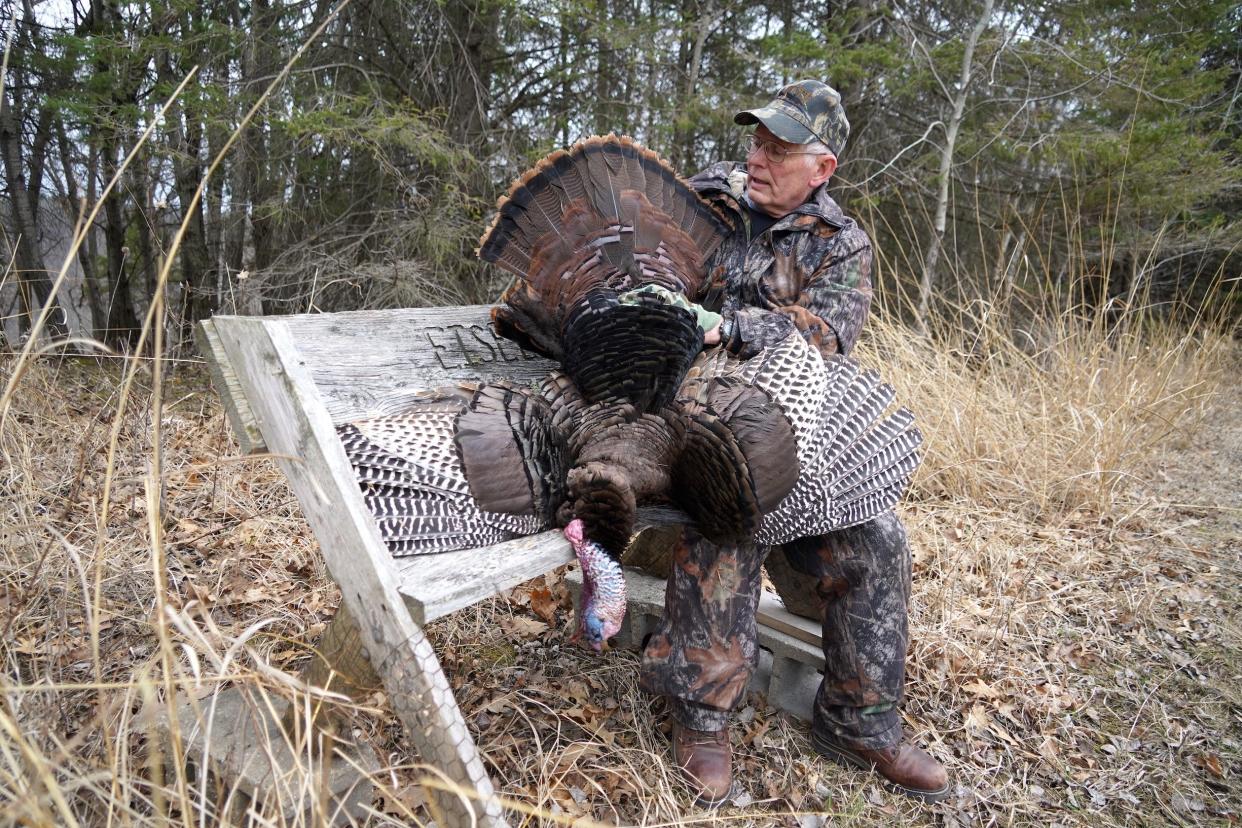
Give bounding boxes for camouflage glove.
[619,284,723,333]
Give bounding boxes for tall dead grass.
[860,305,1232,522]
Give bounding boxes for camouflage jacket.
[688,161,874,359]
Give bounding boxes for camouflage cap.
[734,79,850,157]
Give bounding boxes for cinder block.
[748,647,775,696]
[767,654,822,721]
[153,687,380,826]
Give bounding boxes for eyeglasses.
[746,135,829,165]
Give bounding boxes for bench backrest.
[199,305,555,453]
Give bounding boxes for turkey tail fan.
[478,135,730,363]
[477,149,577,276]
[337,382,569,556]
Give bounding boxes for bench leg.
[373,609,507,828]
[290,601,507,827]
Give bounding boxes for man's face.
[745,125,838,218]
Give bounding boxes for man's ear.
[810,153,838,187]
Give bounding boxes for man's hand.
[704,320,722,345]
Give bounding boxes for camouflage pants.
[636,512,912,749]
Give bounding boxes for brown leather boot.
[812,730,950,803]
[671,722,734,806]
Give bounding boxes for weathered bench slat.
[201,307,557,452]
[196,320,265,454]
[281,306,556,423]
[757,592,821,647]
[396,531,574,626]
[397,507,688,625]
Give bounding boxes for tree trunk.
[55,121,105,336]
[440,0,497,166]
[164,62,214,325]
[915,0,995,332]
[0,92,68,339]
[98,135,142,348]
[672,0,716,169]
[244,0,280,291]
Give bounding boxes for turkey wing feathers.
[666,333,923,548]
[336,382,568,556]
[669,369,801,531]
[672,407,765,541]
[753,346,924,546]
[457,383,568,521]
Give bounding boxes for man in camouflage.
[637,79,950,806]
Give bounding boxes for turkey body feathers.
[561,289,702,412]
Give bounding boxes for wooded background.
[3,0,1238,352]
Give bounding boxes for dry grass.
[1,299,1238,826]
[865,306,1233,519]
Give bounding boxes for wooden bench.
[192,305,823,827]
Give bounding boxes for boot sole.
[811,731,951,804]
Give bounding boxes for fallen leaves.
[964,703,990,734]
[1192,752,1225,780]
[506,574,573,629]
[500,616,548,638]
[962,678,1004,699]
[528,586,561,625]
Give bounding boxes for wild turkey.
[336,135,922,650]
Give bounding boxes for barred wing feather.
[671,333,923,548]
[750,340,923,545]
[336,383,569,556]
